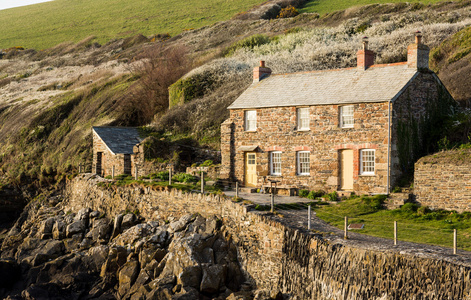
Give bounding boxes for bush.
[224,34,271,56]
[277,5,299,19]
[307,190,324,200]
[151,171,169,181]
[326,191,338,201]
[299,189,309,198]
[417,206,431,215]
[401,202,419,213]
[200,160,213,167]
[172,173,198,183]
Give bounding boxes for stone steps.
[385,192,414,209]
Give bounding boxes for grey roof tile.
[228,63,418,109]
[93,127,143,154]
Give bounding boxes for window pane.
[341,105,354,128]
[271,152,281,175]
[245,110,257,131]
[298,151,310,175]
[297,108,309,130]
[361,150,375,174]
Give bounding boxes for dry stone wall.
[65,174,471,299]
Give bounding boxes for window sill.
[245,130,257,132]
[297,174,310,176]
[359,173,375,177]
[340,126,354,129]
[296,129,310,132]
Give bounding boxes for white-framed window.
[297,107,310,130]
[245,110,257,131]
[360,149,375,175]
[270,151,282,175]
[297,151,310,175]
[340,105,354,128]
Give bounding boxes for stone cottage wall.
[391,72,456,187]
[414,153,471,212]
[221,102,390,194]
[65,175,471,299]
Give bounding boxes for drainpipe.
[386,100,392,194]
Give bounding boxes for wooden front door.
[340,149,353,190]
[245,152,257,187]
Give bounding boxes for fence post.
[201,171,204,194]
[135,165,138,180]
[169,168,172,185]
[112,166,115,180]
[235,182,239,198]
[394,221,397,246]
[454,229,457,255]
[308,205,311,230]
[344,216,348,239]
[271,190,274,213]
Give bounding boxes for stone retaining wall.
[415,156,471,212]
[65,174,471,299]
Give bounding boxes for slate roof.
[93,127,144,155]
[228,63,419,109]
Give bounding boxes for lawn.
[0,0,266,50]
[300,0,449,16]
[311,196,471,251]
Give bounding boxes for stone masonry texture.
[65,174,471,299]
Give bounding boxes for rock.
[38,217,55,239]
[173,286,200,300]
[100,246,128,278]
[200,264,226,294]
[66,220,86,238]
[0,260,21,288]
[177,265,202,289]
[86,218,111,242]
[113,223,153,247]
[118,260,140,297]
[75,208,91,222]
[121,213,137,231]
[52,220,66,240]
[148,228,169,247]
[129,269,151,295]
[111,214,124,239]
[87,245,109,272]
[149,274,175,289]
[168,214,195,233]
[90,211,100,219]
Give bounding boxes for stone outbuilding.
[220,33,456,195]
[92,127,144,177]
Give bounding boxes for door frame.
[339,149,354,190]
[244,152,257,187]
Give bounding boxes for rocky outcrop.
[0,199,255,300]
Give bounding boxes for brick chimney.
[357,37,375,70]
[253,61,272,82]
[407,31,430,69]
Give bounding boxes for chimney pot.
[260,60,265,68]
[407,31,429,69]
[362,37,369,50]
[415,31,422,44]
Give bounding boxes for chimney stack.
[253,61,272,82]
[357,37,375,70]
[407,31,430,69]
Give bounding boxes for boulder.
[52,220,66,240]
[121,213,137,231]
[86,218,112,242]
[168,214,195,233]
[66,220,86,238]
[200,264,226,294]
[38,217,56,239]
[113,223,153,247]
[118,260,140,296]
[111,214,124,239]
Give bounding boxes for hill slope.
[0,0,266,50]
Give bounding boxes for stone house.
[92,127,145,177]
[220,33,456,195]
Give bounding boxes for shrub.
[224,34,271,56]
[200,160,213,167]
[299,189,309,198]
[326,191,338,201]
[307,190,324,200]
[151,171,169,181]
[417,206,431,215]
[277,5,299,19]
[172,173,198,183]
[401,202,419,213]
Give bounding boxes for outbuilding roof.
[92,127,144,155]
[228,63,418,109]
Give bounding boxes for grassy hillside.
[301,0,449,15]
[0,0,266,50]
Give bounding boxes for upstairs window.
[297,107,310,131]
[245,110,257,131]
[297,151,310,175]
[360,149,375,175]
[340,105,354,128]
[270,151,282,175]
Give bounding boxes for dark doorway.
[124,154,131,174]
[96,152,103,175]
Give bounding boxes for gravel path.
[224,191,471,266]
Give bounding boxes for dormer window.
[297,107,310,131]
[245,110,257,131]
[340,105,354,128]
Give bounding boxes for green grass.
[0,0,266,50]
[313,197,471,251]
[300,0,448,16]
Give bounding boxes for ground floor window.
[270,151,282,175]
[297,151,310,175]
[360,149,375,175]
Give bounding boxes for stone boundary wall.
[65,174,471,299]
[415,162,471,212]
